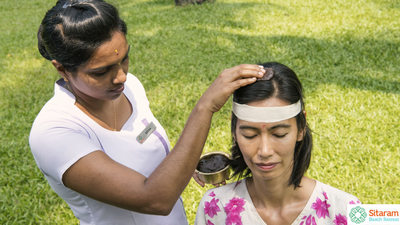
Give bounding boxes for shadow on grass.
[120,0,400,95]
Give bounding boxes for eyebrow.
[87,45,131,72]
[239,124,291,131]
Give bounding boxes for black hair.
[230,62,313,189]
[37,0,127,72]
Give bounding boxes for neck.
[247,176,299,208]
[66,83,111,111]
[65,82,117,131]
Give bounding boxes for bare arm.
[62,64,265,215]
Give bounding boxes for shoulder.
[125,73,145,91]
[202,179,246,200]
[195,179,261,225]
[295,180,361,224]
[199,179,249,211]
[29,80,96,151]
[31,92,78,133]
[315,180,361,204]
[124,73,149,101]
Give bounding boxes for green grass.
[1,0,399,224]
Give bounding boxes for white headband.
[232,100,302,123]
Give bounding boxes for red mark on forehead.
[262,125,266,129]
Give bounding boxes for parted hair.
[230,62,313,189]
[37,0,127,72]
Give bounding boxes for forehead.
[85,32,129,69]
[247,97,290,108]
[236,117,297,130]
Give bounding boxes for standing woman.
[30,0,266,224]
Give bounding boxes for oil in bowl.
[195,151,231,184]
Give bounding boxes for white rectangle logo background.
[348,205,400,225]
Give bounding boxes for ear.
[52,60,70,81]
[231,113,238,142]
[297,111,307,142]
[297,128,305,142]
[232,132,237,142]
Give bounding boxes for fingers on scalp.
[230,64,251,74]
[232,77,255,89]
[240,64,262,71]
[236,68,262,78]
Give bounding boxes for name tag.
[136,122,156,144]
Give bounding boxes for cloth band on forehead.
[232,100,302,123]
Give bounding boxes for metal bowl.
[195,151,231,184]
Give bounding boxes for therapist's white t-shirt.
[29,73,188,225]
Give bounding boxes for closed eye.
[93,69,109,76]
[273,133,288,138]
[243,134,257,139]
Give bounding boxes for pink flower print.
[209,191,216,197]
[226,213,243,225]
[322,191,328,200]
[224,197,246,225]
[311,197,331,219]
[333,214,347,225]
[300,215,316,225]
[224,197,245,214]
[300,216,307,225]
[306,215,311,225]
[349,200,361,204]
[206,220,215,225]
[204,198,221,218]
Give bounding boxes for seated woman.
[195,62,361,225]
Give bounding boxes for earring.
[64,77,68,82]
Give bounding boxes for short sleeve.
[125,73,150,107]
[29,114,102,185]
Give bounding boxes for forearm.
[143,102,214,210]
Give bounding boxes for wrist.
[193,100,214,117]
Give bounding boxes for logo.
[350,206,368,224]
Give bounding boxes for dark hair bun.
[37,24,52,60]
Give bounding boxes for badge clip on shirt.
[136,122,156,144]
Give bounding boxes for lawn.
[0,0,399,224]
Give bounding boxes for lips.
[255,162,278,171]
[111,85,124,93]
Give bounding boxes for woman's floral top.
[195,178,361,225]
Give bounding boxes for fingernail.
[258,72,264,76]
[259,65,264,69]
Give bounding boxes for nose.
[258,135,274,160]
[113,64,127,84]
